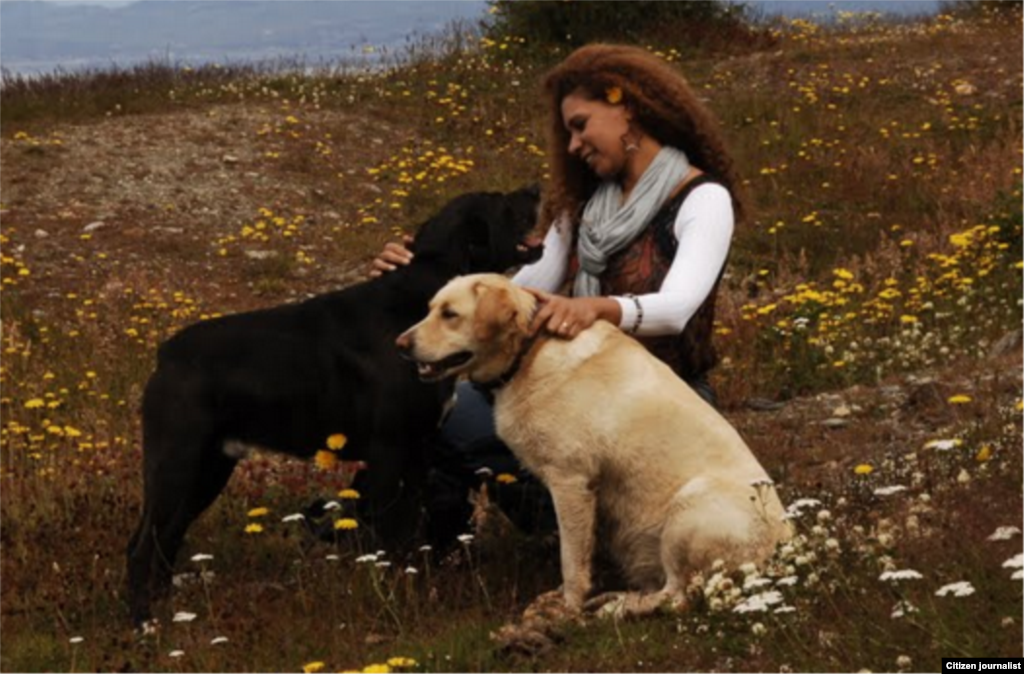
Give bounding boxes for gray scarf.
[574,146,691,297]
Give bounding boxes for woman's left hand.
[526,289,621,339]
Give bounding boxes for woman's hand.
[526,289,622,339]
[368,235,414,278]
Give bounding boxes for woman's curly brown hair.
[539,43,747,230]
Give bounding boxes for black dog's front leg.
[351,441,426,552]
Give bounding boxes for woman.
[373,44,746,540]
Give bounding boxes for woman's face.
[560,89,632,180]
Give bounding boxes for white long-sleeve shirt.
[512,182,733,337]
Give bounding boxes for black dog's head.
[410,185,543,275]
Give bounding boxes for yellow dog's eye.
[441,308,459,320]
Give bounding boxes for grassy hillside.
[1,5,1021,672]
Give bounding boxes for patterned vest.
[567,175,725,382]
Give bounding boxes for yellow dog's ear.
[472,281,523,342]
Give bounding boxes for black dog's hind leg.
[127,371,237,627]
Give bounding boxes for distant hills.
[0,1,489,74]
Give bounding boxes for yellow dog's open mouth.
[414,351,473,381]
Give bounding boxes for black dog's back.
[127,186,540,627]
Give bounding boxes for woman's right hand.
[368,235,415,277]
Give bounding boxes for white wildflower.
[785,498,822,518]
[879,569,923,582]
[190,553,214,563]
[281,513,306,523]
[896,655,912,669]
[987,526,1021,541]
[404,566,419,574]
[874,485,907,496]
[776,575,799,587]
[890,600,919,619]
[924,438,960,451]
[935,581,975,597]
[751,622,767,636]
[169,650,185,658]
[210,636,229,645]
[69,636,84,644]
[172,611,197,623]
[1002,554,1023,569]
[457,533,475,544]
[733,590,784,613]
[744,576,773,591]
[322,500,341,511]
[355,554,379,564]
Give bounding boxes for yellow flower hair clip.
[605,86,623,105]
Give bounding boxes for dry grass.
[1,6,1021,672]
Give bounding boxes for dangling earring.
[621,130,640,154]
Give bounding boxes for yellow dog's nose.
[395,330,413,354]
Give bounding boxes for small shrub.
[484,0,774,58]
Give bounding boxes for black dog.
[126,186,541,627]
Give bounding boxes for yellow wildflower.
[334,518,358,530]
[244,523,264,534]
[854,464,874,475]
[496,473,518,484]
[947,394,972,404]
[314,450,338,470]
[975,445,992,462]
[387,657,418,668]
[338,488,361,500]
[247,507,270,518]
[362,665,390,674]
[303,662,325,673]
[24,399,45,409]
[327,433,348,451]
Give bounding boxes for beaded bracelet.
[624,293,644,335]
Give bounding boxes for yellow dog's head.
[396,274,536,384]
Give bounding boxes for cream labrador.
[397,273,791,614]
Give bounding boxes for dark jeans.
[424,376,718,545]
